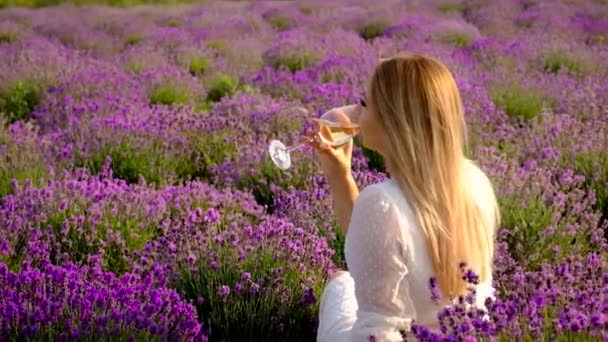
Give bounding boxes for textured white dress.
[317,162,497,342]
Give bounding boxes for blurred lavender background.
[0,0,607,341]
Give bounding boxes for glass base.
[268,140,291,170]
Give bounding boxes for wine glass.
[268,104,361,170]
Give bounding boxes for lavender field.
[0,0,607,340]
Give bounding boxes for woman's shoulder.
[463,159,496,199]
[463,159,499,226]
[356,178,416,223]
[354,180,394,211]
[350,179,413,246]
[464,159,491,180]
[357,178,402,205]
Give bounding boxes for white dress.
[317,162,497,342]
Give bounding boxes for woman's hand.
[304,108,360,234]
[305,119,354,184]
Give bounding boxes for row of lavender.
[1,0,607,340]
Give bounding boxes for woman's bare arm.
[327,174,359,235]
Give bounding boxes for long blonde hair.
[369,53,499,297]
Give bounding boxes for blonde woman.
[310,53,500,341]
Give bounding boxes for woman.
[309,53,500,341]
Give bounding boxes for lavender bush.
[0,257,203,341]
[160,215,334,341]
[0,119,50,197]
[410,255,608,341]
[1,0,607,340]
[0,167,265,274]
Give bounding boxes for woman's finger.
[303,131,341,160]
[318,125,333,145]
[344,138,354,155]
[300,134,315,145]
[305,130,317,138]
[312,140,331,153]
[306,135,326,152]
[302,131,319,145]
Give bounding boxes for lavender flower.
[1,1,608,341]
[0,259,204,340]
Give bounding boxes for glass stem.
[287,143,307,152]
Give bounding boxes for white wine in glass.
[268,104,361,170]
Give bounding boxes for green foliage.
[102,220,160,274]
[267,113,303,137]
[318,219,346,269]
[0,31,19,43]
[236,159,284,211]
[45,209,99,266]
[195,101,214,112]
[180,129,238,181]
[0,80,42,124]
[189,56,209,76]
[267,15,295,31]
[543,51,591,75]
[0,0,61,7]
[2,189,162,274]
[498,194,555,268]
[268,52,317,73]
[572,152,608,224]
[206,74,239,103]
[0,161,47,199]
[236,155,315,213]
[1,0,198,7]
[78,140,165,186]
[0,121,48,198]
[438,2,463,13]
[149,83,190,106]
[44,203,159,274]
[355,138,385,173]
[299,5,313,15]
[590,33,606,44]
[164,19,181,27]
[124,34,141,46]
[125,56,163,75]
[439,31,475,48]
[321,70,345,83]
[207,39,227,51]
[363,147,386,173]
[357,20,390,40]
[175,245,319,342]
[498,190,597,270]
[0,233,27,272]
[76,131,237,187]
[490,84,546,121]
